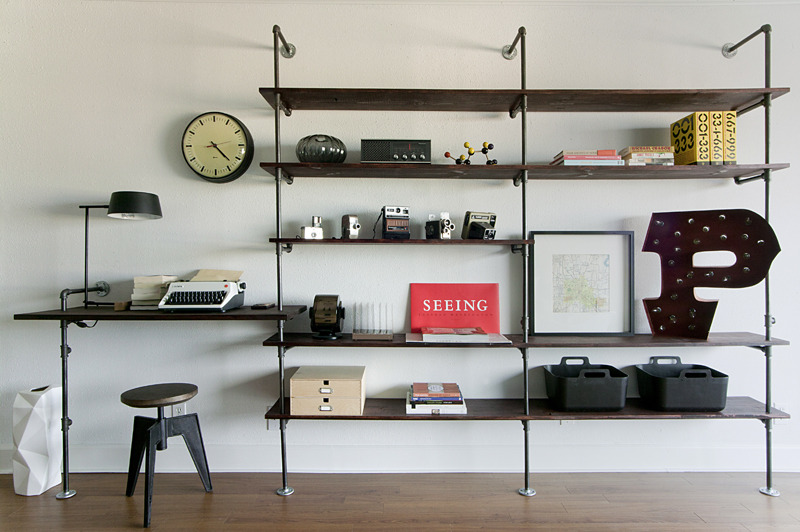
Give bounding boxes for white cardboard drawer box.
[290,365,366,416]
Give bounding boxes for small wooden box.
[290,366,366,416]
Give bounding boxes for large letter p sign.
[643,209,780,339]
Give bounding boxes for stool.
[121,383,212,528]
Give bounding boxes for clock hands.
[207,140,231,161]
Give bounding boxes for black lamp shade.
[107,191,162,220]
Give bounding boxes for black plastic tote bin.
[635,356,728,411]
[543,356,628,411]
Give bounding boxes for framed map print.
[529,231,634,335]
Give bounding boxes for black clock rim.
[182,111,255,184]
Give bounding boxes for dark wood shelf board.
[263,331,786,348]
[260,87,789,114]
[14,305,308,322]
[269,238,532,246]
[524,332,788,348]
[260,162,788,181]
[264,332,525,348]
[265,396,788,422]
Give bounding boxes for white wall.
[2,0,799,478]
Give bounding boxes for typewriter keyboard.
[162,290,227,306]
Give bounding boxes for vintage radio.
[361,139,431,163]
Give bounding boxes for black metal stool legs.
[125,412,212,528]
[125,416,154,497]
[170,413,213,492]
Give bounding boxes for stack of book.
[618,146,675,166]
[549,149,623,166]
[406,382,467,415]
[130,275,178,310]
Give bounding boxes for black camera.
[467,221,496,240]
[425,212,456,240]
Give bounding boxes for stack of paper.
[130,275,178,309]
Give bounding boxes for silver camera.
[462,211,497,240]
[426,212,456,239]
[341,215,361,239]
[300,216,324,239]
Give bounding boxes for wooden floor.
[2,472,799,531]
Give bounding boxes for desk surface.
[14,305,307,321]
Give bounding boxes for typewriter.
[158,281,246,312]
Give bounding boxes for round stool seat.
[121,383,198,409]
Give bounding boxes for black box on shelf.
[543,356,628,411]
[635,356,728,412]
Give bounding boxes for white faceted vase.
[12,385,62,496]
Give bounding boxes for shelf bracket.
[279,100,293,117]
[281,243,293,253]
[502,27,526,60]
[511,244,524,254]
[509,96,524,119]
[734,172,765,185]
[513,171,525,187]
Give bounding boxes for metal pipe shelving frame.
[267,25,535,498]
[267,23,786,499]
[724,24,781,498]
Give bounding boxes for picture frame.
[529,230,634,335]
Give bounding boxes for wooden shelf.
[260,87,789,114]
[269,237,531,246]
[14,305,308,322]
[261,162,788,181]
[264,332,525,348]
[265,396,788,422]
[263,332,787,349]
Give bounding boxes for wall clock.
[181,112,254,183]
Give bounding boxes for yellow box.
[290,366,366,416]
[670,111,710,165]
[723,110,737,164]
[709,111,724,165]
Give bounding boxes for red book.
[409,283,500,333]
[412,382,462,398]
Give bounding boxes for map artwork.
[552,254,610,313]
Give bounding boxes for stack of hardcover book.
[618,146,675,166]
[406,382,467,415]
[549,149,623,166]
[130,275,178,310]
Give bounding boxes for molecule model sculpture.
[444,142,498,165]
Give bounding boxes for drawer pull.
[319,387,332,394]
[319,405,333,411]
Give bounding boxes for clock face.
[181,112,254,183]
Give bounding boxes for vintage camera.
[381,206,410,240]
[341,215,361,239]
[462,211,497,240]
[300,216,324,239]
[425,212,456,239]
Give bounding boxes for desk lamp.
[78,191,162,308]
